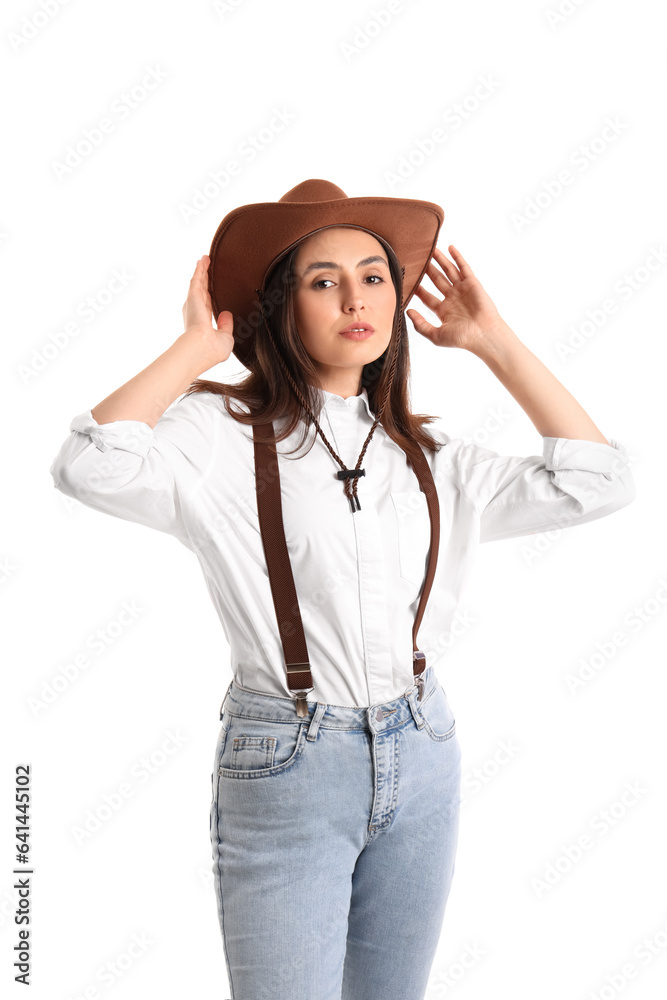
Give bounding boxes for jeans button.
[376,708,384,721]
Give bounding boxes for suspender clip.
[285,662,313,718]
[293,690,314,718]
[413,649,426,701]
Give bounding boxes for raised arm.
[91,255,233,427]
[408,245,611,444]
[410,246,635,542]
[467,320,610,443]
[50,256,235,540]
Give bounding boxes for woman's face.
[292,227,397,387]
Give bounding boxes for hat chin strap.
[255,286,403,513]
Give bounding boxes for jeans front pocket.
[218,714,307,779]
[419,682,456,742]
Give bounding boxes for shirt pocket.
[390,490,432,588]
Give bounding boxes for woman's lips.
[339,329,375,341]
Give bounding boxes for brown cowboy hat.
[207,178,445,370]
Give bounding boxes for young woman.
[50,178,635,1000]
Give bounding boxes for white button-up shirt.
[49,387,635,707]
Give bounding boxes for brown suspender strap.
[253,422,313,717]
[403,440,441,694]
[252,421,440,716]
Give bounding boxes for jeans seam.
[213,773,236,1000]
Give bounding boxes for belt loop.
[406,684,424,729]
[219,678,233,720]
[306,702,326,742]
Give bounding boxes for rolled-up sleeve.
[449,435,636,543]
[49,394,216,545]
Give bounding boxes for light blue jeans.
[209,664,461,1000]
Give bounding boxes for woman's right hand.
[181,255,235,368]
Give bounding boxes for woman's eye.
[313,275,384,289]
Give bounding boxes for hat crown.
[279,178,348,204]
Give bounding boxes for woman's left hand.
[407,246,505,352]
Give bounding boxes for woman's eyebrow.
[300,255,389,278]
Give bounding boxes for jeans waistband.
[219,665,438,737]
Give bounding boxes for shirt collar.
[319,386,375,420]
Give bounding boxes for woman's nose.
[339,279,366,312]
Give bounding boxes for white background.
[2,0,666,997]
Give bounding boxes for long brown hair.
[182,235,445,459]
